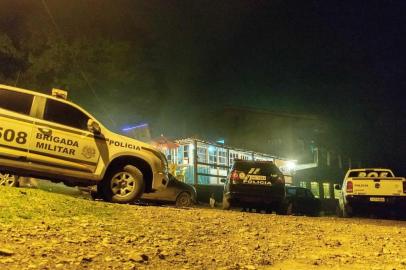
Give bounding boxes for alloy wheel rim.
[0,173,16,186]
[111,172,136,198]
[177,193,190,206]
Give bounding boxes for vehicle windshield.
[348,170,394,178]
[233,161,280,176]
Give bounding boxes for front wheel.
[176,192,193,207]
[0,172,19,187]
[101,165,144,204]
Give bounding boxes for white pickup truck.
[335,168,406,217]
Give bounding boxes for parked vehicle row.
[3,85,403,217]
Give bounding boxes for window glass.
[305,190,315,198]
[334,188,341,199]
[296,188,306,197]
[208,147,217,164]
[218,149,227,165]
[197,147,207,163]
[299,181,307,188]
[0,88,33,115]
[348,170,394,178]
[233,161,280,176]
[286,187,296,196]
[310,182,320,198]
[44,99,89,130]
[183,145,189,159]
[323,183,331,199]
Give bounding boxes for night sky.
[1,1,405,174]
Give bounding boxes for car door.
[28,97,101,174]
[0,87,35,165]
[295,188,310,214]
[302,189,319,215]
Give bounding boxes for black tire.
[336,205,344,217]
[0,172,19,187]
[101,165,144,204]
[222,195,231,210]
[90,190,104,200]
[276,201,293,215]
[337,204,351,218]
[176,192,193,207]
[285,202,293,215]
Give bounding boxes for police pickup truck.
[335,168,406,217]
[0,84,169,203]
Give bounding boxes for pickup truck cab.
[335,168,406,217]
[0,84,169,203]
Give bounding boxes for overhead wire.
[40,0,117,128]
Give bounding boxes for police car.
[335,168,406,217]
[0,84,169,203]
[221,159,287,214]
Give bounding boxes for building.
[194,107,360,208]
[156,137,295,202]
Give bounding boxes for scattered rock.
[0,249,14,256]
[129,252,149,263]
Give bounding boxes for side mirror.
[334,184,341,190]
[220,178,226,183]
[87,119,101,135]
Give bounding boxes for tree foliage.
[0,21,165,128]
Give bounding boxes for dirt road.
[1,186,405,270]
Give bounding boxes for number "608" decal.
[0,127,28,144]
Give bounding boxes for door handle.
[38,128,52,136]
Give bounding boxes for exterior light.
[122,123,148,132]
[286,161,296,171]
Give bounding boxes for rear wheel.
[101,165,144,204]
[176,192,193,207]
[337,204,352,218]
[0,172,19,187]
[222,195,231,210]
[276,201,293,215]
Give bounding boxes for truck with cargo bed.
[335,168,406,217]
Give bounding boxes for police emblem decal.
[82,146,96,159]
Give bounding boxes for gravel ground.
[1,186,406,270]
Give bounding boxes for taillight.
[230,170,240,183]
[346,181,353,193]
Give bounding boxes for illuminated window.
[334,187,342,199]
[229,152,238,166]
[299,181,307,188]
[183,145,189,158]
[323,183,331,199]
[218,149,226,164]
[208,148,217,164]
[310,182,320,198]
[197,147,207,163]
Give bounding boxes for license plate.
[370,197,385,202]
[249,175,266,180]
